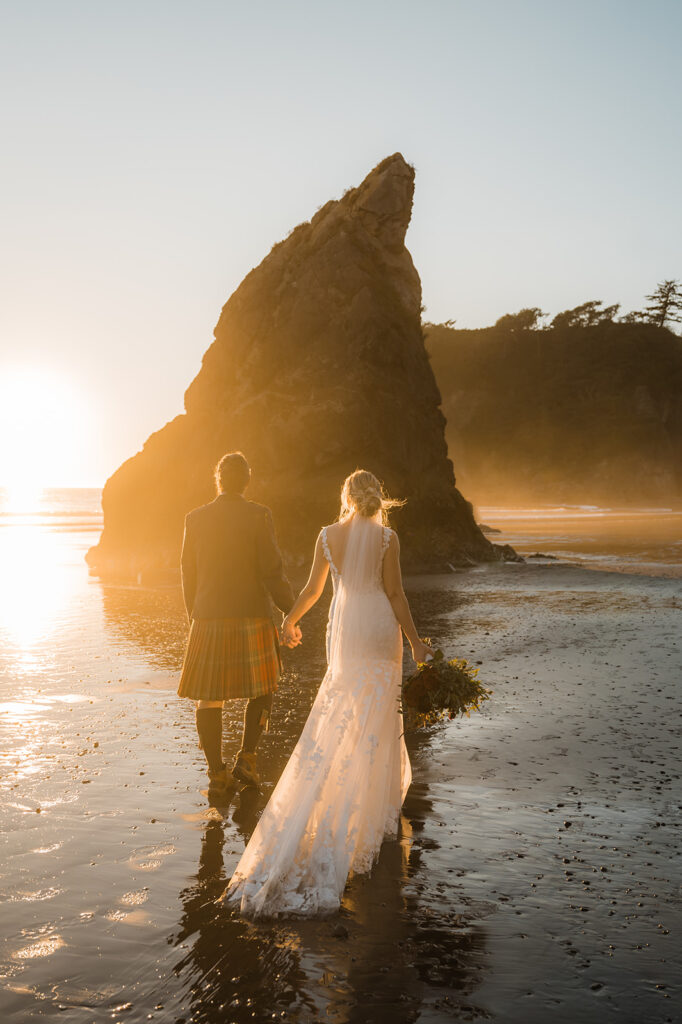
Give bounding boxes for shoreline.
[4,491,682,583]
[0,530,680,1021]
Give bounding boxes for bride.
[219,469,432,918]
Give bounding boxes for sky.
[1,0,680,487]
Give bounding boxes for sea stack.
[87,154,498,576]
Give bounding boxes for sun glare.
[0,365,90,502]
[0,524,69,651]
[3,481,44,517]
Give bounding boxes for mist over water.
[477,504,682,578]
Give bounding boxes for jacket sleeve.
[180,514,197,622]
[257,508,295,614]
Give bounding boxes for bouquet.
[401,646,492,729]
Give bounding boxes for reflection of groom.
[177,452,301,803]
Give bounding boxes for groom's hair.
[215,451,251,494]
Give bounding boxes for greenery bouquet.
[402,646,493,729]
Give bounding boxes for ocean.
[478,504,682,577]
[2,488,681,573]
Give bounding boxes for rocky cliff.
[88,154,498,577]
[426,320,682,507]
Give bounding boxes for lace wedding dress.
[221,514,412,918]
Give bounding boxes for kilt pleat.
[177,617,281,701]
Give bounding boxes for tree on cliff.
[642,280,682,329]
[550,300,620,329]
[618,310,645,324]
[494,307,546,332]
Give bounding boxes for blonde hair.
[338,469,404,525]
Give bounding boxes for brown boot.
[207,765,235,805]
[231,750,261,788]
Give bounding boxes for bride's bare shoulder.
[323,521,345,537]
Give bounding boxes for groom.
[178,452,301,802]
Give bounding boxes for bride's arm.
[383,532,432,663]
[281,533,329,645]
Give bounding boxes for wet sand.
[1,519,681,1022]
[478,505,682,578]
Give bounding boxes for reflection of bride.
[220,470,431,918]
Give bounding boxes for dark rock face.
[88,154,497,576]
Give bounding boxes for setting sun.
[0,366,91,501]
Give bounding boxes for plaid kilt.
[177,617,281,701]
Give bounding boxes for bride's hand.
[281,617,302,648]
[410,639,433,664]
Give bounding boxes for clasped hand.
[280,616,302,648]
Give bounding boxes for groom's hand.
[281,618,302,648]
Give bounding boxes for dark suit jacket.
[180,494,295,621]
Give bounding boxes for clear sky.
[1,0,680,487]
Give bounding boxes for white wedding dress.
[222,514,412,918]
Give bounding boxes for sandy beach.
[1,499,681,1023]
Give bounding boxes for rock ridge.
[88,154,499,577]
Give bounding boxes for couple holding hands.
[178,451,430,918]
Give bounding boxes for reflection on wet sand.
[2,502,681,1022]
[90,573,490,1022]
[100,582,188,672]
[167,790,487,1024]
[171,817,312,1022]
[0,524,78,657]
